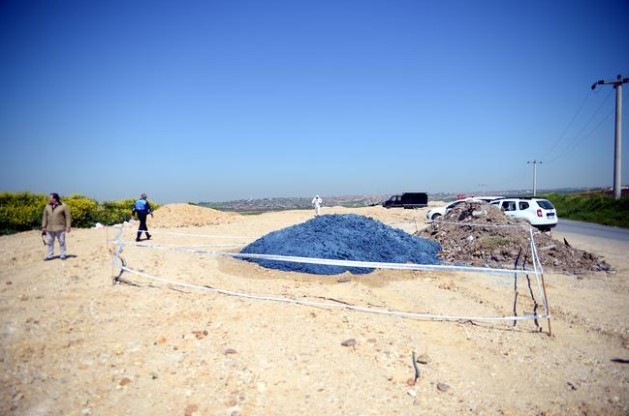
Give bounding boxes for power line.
[545,90,593,158]
[548,91,612,163]
[545,106,615,163]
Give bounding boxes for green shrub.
[96,199,137,225]
[544,193,629,228]
[64,194,99,228]
[0,192,47,234]
[0,192,160,234]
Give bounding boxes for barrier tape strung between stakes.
[527,228,552,334]
[123,240,539,276]
[529,228,546,304]
[123,229,256,239]
[118,264,548,323]
[110,226,549,324]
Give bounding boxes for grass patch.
[476,235,512,251]
[543,192,629,228]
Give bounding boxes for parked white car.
[490,197,558,230]
[426,198,481,221]
[468,195,504,203]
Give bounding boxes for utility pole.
[592,74,629,200]
[527,160,542,196]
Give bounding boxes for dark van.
[382,193,428,209]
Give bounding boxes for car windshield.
[536,199,555,209]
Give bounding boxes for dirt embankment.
[148,204,237,228]
[418,201,612,275]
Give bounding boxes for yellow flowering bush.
[0,192,160,234]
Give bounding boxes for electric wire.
[544,89,593,159]
[545,88,614,163]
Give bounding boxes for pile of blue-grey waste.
[240,214,441,275]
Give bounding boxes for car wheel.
[431,213,442,221]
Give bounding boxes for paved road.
[555,219,629,242]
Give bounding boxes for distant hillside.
[197,187,611,212]
[197,195,389,212]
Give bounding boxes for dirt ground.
[0,204,627,415]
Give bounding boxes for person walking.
[132,193,153,241]
[311,195,323,217]
[41,193,72,260]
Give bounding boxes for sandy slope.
[0,205,627,415]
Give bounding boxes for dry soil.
[0,204,627,415]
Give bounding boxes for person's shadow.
[44,254,78,261]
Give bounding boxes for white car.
[426,198,481,221]
[468,195,504,203]
[490,197,558,230]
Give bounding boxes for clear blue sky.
[1,0,628,203]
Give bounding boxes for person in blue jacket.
[132,193,153,242]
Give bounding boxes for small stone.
[416,354,430,364]
[119,377,131,386]
[406,378,416,386]
[436,383,450,392]
[184,404,198,416]
[192,330,206,340]
[224,348,237,355]
[341,339,357,347]
[337,276,351,283]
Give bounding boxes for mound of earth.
[240,214,441,275]
[150,203,237,228]
[418,201,611,274]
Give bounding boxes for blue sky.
[1,0,628,203]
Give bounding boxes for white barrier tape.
[107,226,254,240]
[529,229,549,314]
[147,231,255,239]
[120,265,547,322]
[117,242,245,249]
[124,241,537,276]
[112,222,549,326]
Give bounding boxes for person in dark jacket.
[132,193,153,242]
[42,192,72,260]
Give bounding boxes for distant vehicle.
[426,198,480,220]
[382,192,428,209]
[490,197,558,231]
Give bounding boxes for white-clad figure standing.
[311,195,322,216]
